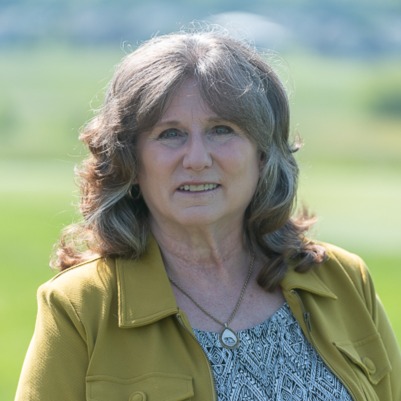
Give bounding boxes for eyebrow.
[155,116,229,127]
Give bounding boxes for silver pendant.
[219,326,239,349]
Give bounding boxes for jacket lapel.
[116,237,179,328]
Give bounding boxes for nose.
[182,132,212,171]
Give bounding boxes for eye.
[158,128,185,140]
[210,125,234,135]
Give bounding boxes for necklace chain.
[168,252,255,329]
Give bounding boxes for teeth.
[179,184,218,192]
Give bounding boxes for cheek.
[137,147,164,181]
[243,151,261,186]
[227,147,260,175]
[136,156,159,192]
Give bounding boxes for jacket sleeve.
[365,269,401,400]
[15,282,88,401]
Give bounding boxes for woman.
[16,29,400,401]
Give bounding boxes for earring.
[128,184,142,200]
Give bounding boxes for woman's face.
[136,79,261,233]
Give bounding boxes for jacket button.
[362,357,376,374]
[129,391,147,401]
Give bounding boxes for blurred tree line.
[0,0,400,57]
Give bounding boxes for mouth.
[178,183,219,192]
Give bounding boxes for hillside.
[0,0,400,56]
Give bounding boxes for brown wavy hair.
[52,28,326,290]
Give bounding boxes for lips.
[178,183,219,192]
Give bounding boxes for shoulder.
[38,257,118,312]
[284,242,374,300]
[320,242,370,281]
[313,242,374,300]
[323,242,365,267]
[283,242,378,317]
[43,257,116,290]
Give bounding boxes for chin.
[174,210,221,226]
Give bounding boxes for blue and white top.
[194,303,353,401]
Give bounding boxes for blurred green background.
[1,0,400,399]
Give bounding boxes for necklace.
[168,252,255,349]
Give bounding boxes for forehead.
[158,79,217,123]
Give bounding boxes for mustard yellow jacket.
[16,239,401,401]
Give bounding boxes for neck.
[149,218,251,282]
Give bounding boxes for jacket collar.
[116,237,179,328]
[281,264,337,299]
[115,238,337,328]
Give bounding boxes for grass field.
[1,45,400,400]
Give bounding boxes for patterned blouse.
[193,303,353,401]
